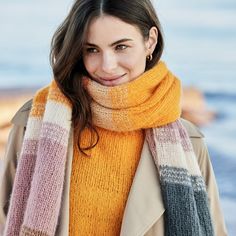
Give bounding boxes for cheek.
[83,56,99,74]
[123,52,146,75]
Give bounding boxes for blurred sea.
[0,0,236,234]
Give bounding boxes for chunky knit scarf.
[83,61,181,131]
[4,61,214,236]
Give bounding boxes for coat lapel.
[56,129,74,236]
[120,140,165,236]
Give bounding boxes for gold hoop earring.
[147,54,153,61]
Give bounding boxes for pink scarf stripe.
[4,152,37,235]
[22,140,68,233]
[4,81,72,235]
[153,121,193,152]
[21,121,71,234]
[147,119,202,177]
[4,115,40,235]
[39,122,70,144]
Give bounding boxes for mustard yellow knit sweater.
[69,61,180,235]
[69,127,144,235]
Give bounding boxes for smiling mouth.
[100,73,126,81]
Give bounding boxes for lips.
[99,73,126,81]
[94,73,127,87]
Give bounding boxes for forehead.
[85,15,143,43]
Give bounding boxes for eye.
[85,48,99,53]
[115,44,128,51]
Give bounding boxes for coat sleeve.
[0,104,29,235]
[0,124,25,235]
[190,136,228,236]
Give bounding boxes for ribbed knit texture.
[4,61,214,236]
[146,121,214,236]
[4,81,72,236]
[84,61,181,131]
[69,127,144,235]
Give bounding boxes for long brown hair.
[50,0,164,154]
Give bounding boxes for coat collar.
[120,140,165,236]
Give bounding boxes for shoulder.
[11,99,33,127]
[180,118,204,138]
[180,118,208,161]
[180,118,210,168]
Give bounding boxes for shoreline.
[0,87,39,98]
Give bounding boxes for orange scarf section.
[84,61,182,131]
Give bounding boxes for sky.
[0,0,235,91]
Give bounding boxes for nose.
[101,52,117,73]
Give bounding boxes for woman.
[0,0,227,235]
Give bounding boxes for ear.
[145,26,158,56]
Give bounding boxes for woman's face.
[83,15,157,87]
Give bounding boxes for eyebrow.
[85,38,133,47]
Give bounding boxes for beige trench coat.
[0,100,227,236]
